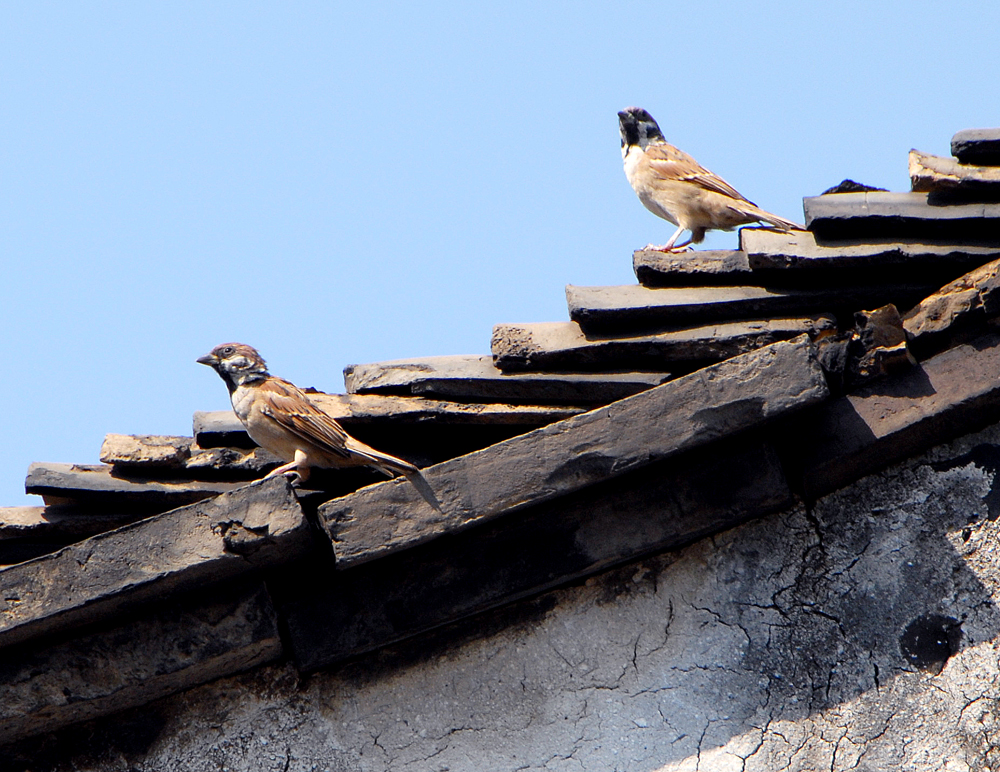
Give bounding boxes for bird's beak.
[196,353,217,367]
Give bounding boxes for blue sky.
[2,3,998,505]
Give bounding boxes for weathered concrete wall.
[10,421,1000,772]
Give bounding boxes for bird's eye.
[221,345,235,357]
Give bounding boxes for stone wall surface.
[8,421,1000,772]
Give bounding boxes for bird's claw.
[643,243,692,253]
[263,463,309,484]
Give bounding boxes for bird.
[618,106,803,252]
[197,343,419,483]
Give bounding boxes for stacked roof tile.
[3,128,1000,747]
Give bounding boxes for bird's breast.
[231,385,293,457]
[624,152,680,226]
[230,385,256,423]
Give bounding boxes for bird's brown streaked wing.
[257,378,354,461]
[643,141,701,165]
[644,145,756,205]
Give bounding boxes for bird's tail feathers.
[350,441,420,478]
[349,439,442,511]
[748,206,805,232]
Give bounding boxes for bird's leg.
[263,450,311,483]
[645,225,692,253]
[288,449,311,482]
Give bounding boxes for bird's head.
[197,342,269,392]
[618,107,665,154]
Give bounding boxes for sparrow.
[618,106,803,252]
[197,343,419,483]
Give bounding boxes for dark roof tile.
[343,354,671,405]
[323,336,827,569]
[952,128,1000,166]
